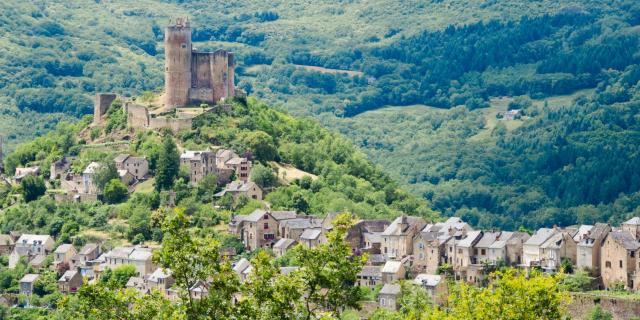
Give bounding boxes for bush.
[103,179,128,204]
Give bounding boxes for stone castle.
[93,18,239,132]
[164,17,235,108]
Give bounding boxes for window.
[481,249,486,255]
[631,251,636,258]
[419,253,424,260]
[380,298,385,306]
[620,260,623,268]
[263,214,269,219]
[264,234,275,240]
[181,43,187,49]
[458,249,462,254]
[605,261,611,268]
[264,223,269,230]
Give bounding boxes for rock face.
[164,18,235,108]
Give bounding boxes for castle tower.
[165,18,192,108]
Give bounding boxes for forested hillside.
[326,68,640,230]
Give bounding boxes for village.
[1,17,640,319]
[2,200,640,312]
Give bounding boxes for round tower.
[164,18,192,108]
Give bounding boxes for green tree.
[155,135,180,191]
[587,305,613,320]
[93,162,119,192]
[241,250,304,319]
[250,163,277,189]
[196,174,219,203]
[20,175,46,202]
[103,179,128,204]
[153,208,239,319]
[292,213,366,319]
[238,130,277,161]
[56,282,182,319]
[101,265,138,289]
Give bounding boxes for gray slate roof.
[525,228,556,246]
[300,229,322,240]
[609,230,640,250]
[624,217,640,225]
[379,283,401,295]
[273,238,296,250]
[358,266,381,278]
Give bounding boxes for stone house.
[238,209,279,250]
[118,170,136,186]
[53,243,77,269]
[181,150,217,185]
[381,215,427,260]
[448,230,482,282]
[190,280,209,300]
[357,266,382,289]
[10,234,55,268]
[279,217,322,241]
[71,243,101,279]
[103,246,155,276]
[622,217,640,239]
[345,219,390,255]
[82,162,101,194]
[19,274,39,295]
[379,283,402,311]
[487,231,530,266]
[114,154,149,180]
[523,228,557,267]
[146,268,175,295]
[472,231,501,265]
[539,231,578,273]
[381,260,405,284]
[233,258,251,281]
[0,234,15,255]
[50,157,71,180]
[214,181,263,202]
[601,230,640,291]
[223,156,252,182]
[58,270,83,294]
[71,243,101,267]
[300,229,322,248]
[273,238,296,257]
[413,217,472,274]
[414,274,447,305]
[577,223,611,274]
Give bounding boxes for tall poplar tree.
[155,135,180,191]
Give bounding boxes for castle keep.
[165,18,235,108]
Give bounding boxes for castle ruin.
[165,17,235,108]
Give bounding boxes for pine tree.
[155,135,180,191]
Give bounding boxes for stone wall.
[148,117,192,133]
[125,102,193,134]
[125,102,150,128]
[93,93,117,124]
[568,293,640,320]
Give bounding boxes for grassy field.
[270,162,317,185]
[134,178,155,194]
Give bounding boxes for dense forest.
[327,67,640,230]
